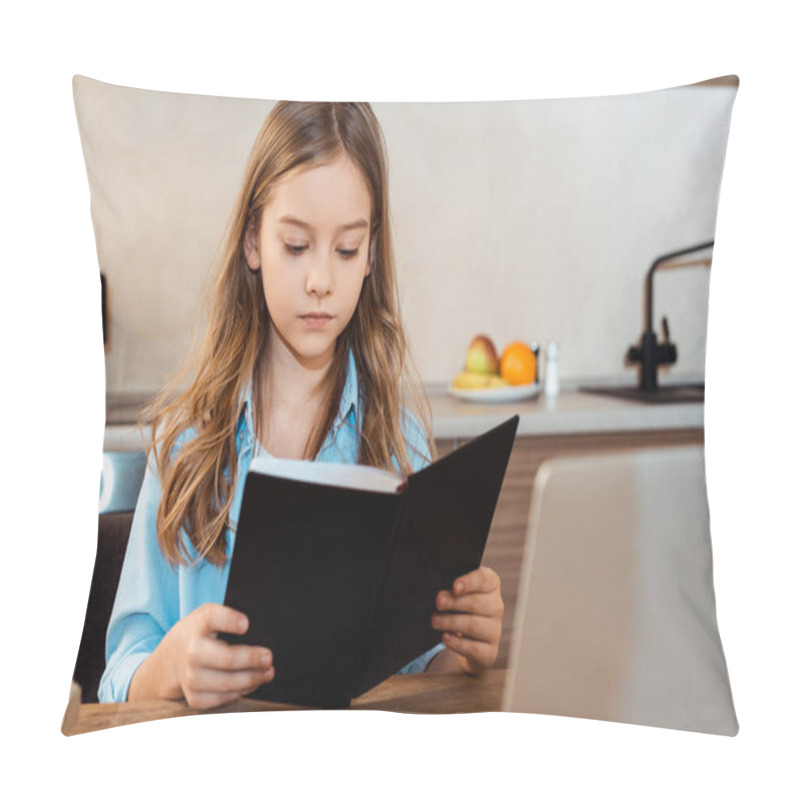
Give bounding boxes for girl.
[99,101,504,710]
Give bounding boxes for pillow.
[67,75,738,735]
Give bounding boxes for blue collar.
[239,348,360,441]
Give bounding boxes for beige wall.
[74,77,736,392]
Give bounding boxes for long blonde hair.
[143,101,434,566]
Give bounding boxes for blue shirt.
[99,350,444,703]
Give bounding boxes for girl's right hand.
[129,603,275,709]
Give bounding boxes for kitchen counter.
[103,385,703,451]
[427,383,702,440]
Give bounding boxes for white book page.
[249,454,404,494]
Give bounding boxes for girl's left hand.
[431,566,504,675]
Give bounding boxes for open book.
[249,455,408,494]
[222,415,519,708]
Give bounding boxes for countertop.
[427,383,702,439]
[103,384,703,451]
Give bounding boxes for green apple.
[465,335,499,374]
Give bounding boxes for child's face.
[244,153,372,370]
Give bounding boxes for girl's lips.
[300,313,333,329]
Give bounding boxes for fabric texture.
[99,350,443,702]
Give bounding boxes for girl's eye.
[285,244,308,256]
[337,248,359,259]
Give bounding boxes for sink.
[578,382,704,404]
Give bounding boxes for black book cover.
[222,415,519,708]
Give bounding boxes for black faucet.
[626,241,714,392]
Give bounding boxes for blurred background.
[75,77,735,393]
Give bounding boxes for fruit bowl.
[452,335,540,403]
[448,382,540,404]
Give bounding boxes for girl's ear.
[243,219,261,272]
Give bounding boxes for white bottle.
[544,340,560,398]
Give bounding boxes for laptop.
[502,445,738,735]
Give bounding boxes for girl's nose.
[305,252,333,297]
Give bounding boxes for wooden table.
[63,670,507,736]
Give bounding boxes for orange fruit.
[500,341,537,385]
